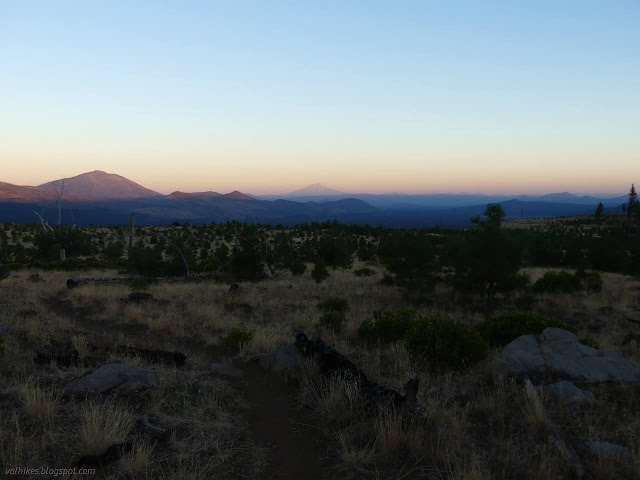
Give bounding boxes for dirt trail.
[43,291,329,480]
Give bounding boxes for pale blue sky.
[1,1,638,194]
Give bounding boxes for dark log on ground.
[126,292,154,303]
[67,273,224,289]
[77,442,132,467]
[138,414,169,440]
[295,332,424,413]
[114,345,186,367]
[35,346,79,367]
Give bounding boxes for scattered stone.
[77,442,132,467]
[127,292,154,303]
[0,264,9,281]
[586,441,629,460]
[114,345,186,367]
[543,381,595,405]
[496,328,640,382]
[209,363,244,378]
[63,363,156,396]
[259,344,300,373]
[35,346,79,367]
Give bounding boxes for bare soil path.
[43,290,330,479]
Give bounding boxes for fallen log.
[114,345,186,367]
[138,414,168,440]
[294,332,424,413]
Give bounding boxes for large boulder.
[64,363,156,396]
[259,344,300,373]
[496,328,640,383]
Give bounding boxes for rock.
[66,278,86,289]
[0,264,9,281]
[63,363,156,396]
[35,346,79,367]
[496,328,640,383]
[228,283,239,292]
[259,343,300,373]
[543,381,595,405]
[127,292,154,303]
[114,345,186,367]
[0,326,8,336]
[586,441,629,460]
[209,363,244,378]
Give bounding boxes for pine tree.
[628,184,638,217]
[595,202,604,221]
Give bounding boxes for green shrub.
[222,326,253,353]
[129,279,149,291]
[532,271,581,294]
[311,260,330,283]
[404,314,488,366]
[317,297,350,314]
[575,269,603,292]
[318,311,346,332]
[27,273,43,283]
[580,337,600,350]
[353,267,375,277]
[475,310,576,347]
[380,273,394,286]
[357,308,416,343]
[290,261,306,276]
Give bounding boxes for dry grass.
[77,400,135,455]
[18,381,59,425]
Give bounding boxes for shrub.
[515,294,536,310]
[404,314,488,366]
[357,309,416,343]
[318,311,346,332]
[475,310,575,347]
[580,337,600,350]
[290,261,306,276]
[311,260,330,283]
[380,273,394,286]
[129,279,149,291]
[222,326,253,353]
[575,269,603,292]
[532,271,581,294]
[353,267,375,277]
[27,273,43,283]
[317,297,350,314]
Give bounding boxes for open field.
[1,254,639,479]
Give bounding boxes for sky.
[0,1,638,195]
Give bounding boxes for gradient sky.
[1,1,638,195]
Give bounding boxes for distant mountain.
[38,170,160,199]
[0,181,95,203]
[286,183,346,196]
[166,191,223,200]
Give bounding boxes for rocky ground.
[1,267,639,479]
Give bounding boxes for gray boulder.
[543,381,595,405]
[209,363,244,378]
[586,441,629,460]
[64,364,156,396]
[496,328,640,382]
[259,344,300,373]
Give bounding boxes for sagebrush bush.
[318,311,347,332]
[404,314,488,366]
[358,309,487,366]
[531,270,602,294]
[357,308,415,343]
[129,278,149,291]
[27,273,43,283]
[317,297,350,314]
[353,267,375,277]
[575,269,603,291]
[222,326,253,353]
[475,310,575,347]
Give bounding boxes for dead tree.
[53,178,67,226]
